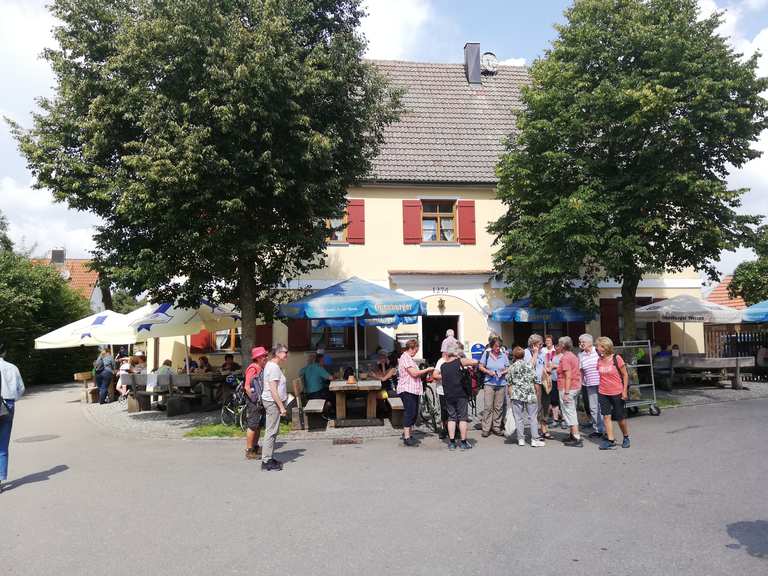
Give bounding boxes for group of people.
[398,330,632,451]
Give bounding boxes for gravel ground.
[658,380,768,407]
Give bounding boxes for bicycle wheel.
[238,405,248,431]
[420,386,439,432]
[221,397,237,426]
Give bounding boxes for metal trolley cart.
[616,340,661,416]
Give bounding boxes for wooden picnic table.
[329,380,382,427]
[666,356,755,389]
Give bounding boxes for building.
[150,44,704,376]
[32,249,106,312]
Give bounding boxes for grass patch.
[656,398,681,409]
[184,421,293,438]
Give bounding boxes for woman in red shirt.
[596,337,631,450]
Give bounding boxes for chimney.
[464,42,481,86]
[51,248,66,265]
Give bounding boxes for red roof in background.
[707,275,746,310]
[31,258,99,300]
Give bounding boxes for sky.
[1,0,768,278]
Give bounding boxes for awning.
[490,298,591,323]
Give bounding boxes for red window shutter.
[457,200,476,245]
[402,200,422,244]
[651,298,672,349]
[190,329,213,352]
[287,319,310,351]
[566,322,586,343]
[347,199,365,244]
[600,299,620,343]
[255,323,273,350]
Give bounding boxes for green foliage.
[0,252,94,385]
[491,0,767,337]
[729,226,768,304]
[111,289,146,314]
[10,0,400,359]
[0,210,12,252]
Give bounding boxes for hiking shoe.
[403,436,418,447]
[517,438,526,447]
[245,448,259,460]
[492,430,505,437]
[560,421,568,429]
[481,431,491,438]
[261,459,282,471]
[448,440,457,451]
[589,431,603,439]
[459,440,472,450]
[599,439,617,450]
[622,436,631,449]
[564,436,583,447]
[561,435,575,444]
[531,439,546,447]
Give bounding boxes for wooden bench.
[387,396,404,428]
[302,399,327,431]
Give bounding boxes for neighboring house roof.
[368,60,528,184]
[707,275,746,310]
[32,258,99,301]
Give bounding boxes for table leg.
[366,391,377,419]
[335,391,347,419]
[734,358,742,390]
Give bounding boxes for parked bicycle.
[220,374,247,431]
[418,365,440,433]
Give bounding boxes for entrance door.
[422,315,459,365]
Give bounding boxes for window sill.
[419,242,461,247]
[328,241,350,247]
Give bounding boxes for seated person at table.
[157,359,174,375]
[220,353,241,373]
[184,358,198,372]
[194,356,213,373]
[655,344,672,358]
[300,353,333,403]
[134,351,147,374]
[116,356,134,398]
[371,351,397,386]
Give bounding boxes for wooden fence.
[704,324,768,361]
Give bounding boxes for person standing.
[397,339,433,447]
[557,336,583,447]
[261,344,289,471]
[244,346,268,460]
[432,350,450,439]
[0,341,25,493]
[507,346,545,447]
[438,342,477,450]
[479,337,510,437]
[93,347,115,404]
[524,334,551,440]
[596,337,631,450]
[578,334,605,437]
[545,338,565,429]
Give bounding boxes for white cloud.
[499,57,526,66]
[0,1,56,92]
[361,0,431,60]
[743,0,768,11]
[1,177,101,258]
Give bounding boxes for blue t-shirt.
[300,363,332,394]
[480,350,509,387]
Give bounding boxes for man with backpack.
[244,346,268,460]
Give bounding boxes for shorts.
[599,393,626,421]
[439,394,448,422]
[246,400,265,431]
[445,396,468,422]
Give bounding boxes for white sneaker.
[517,438,526,446]
[531,439,546,447]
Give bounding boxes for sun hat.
[251,346,268,359]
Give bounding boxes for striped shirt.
[397,352,423,396]
[579,348,600,387]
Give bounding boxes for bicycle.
[418,368,440,433]
[221,374,247,431]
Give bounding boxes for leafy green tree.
[111,288,146,314]
[491,0,767,339]
[0,252,93,385]
[729,226,768,305]
[0,210,13,252]
[11,0,399,363]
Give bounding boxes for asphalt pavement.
[2,383,767,576]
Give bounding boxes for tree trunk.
[621,273,641,343]
[238,260,258,368]
[99,277,113,311]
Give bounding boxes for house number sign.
[432,286,449,294]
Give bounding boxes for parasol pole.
[354,317,359,378]
[184,334,191,376]
[682,321,687,355]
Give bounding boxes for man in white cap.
[440,329,458,354]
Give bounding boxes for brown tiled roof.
[707,276,746,310]
[31,258,99,300]
[368,61,529,184]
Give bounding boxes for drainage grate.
[15,434,60,443]
[332,437,363,445]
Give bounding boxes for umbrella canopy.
[635,295,742,324]
[34,310,128,349]
[741,299,768,323]
[312,315,419,329]
[490,299,591,323]
[93,301,241,342]
[278,277,426,319]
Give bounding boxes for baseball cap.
[251,346,268,359]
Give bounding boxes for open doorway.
[422,315,459,365]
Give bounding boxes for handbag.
[476,351,490,389]
[504,397,516,437]
[0,368,7,419]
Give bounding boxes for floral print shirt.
[507,359,537,403]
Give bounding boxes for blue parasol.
[742,299,768,323]
[490,298,592,323]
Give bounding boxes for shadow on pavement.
[3,464,70,492]
[275,448,306,464]
[726,520,768,559]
